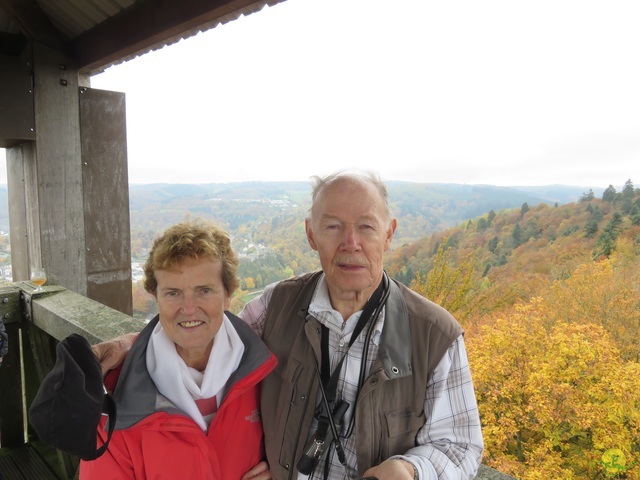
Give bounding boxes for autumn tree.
[409,241,512,322]
[544,257,640,361]
[468,298,640,479]
[410,242,475,319]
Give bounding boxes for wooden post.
[4,42,132,315]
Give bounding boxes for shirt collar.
[308,273,385,342]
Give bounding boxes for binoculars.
[297,400,350,475]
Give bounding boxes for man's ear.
[385,218,397,250]
[305,218,318,251]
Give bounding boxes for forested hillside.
[385,180,640,479]
[126,181,591,290]
[385,180,640,314]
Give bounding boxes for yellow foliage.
[467,295,640,479]
[410,240,514,323]
[544,256,640,361]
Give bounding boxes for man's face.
[153,257,230,369]
[306,178,396,303]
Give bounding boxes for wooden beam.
[22,284,143,343]
[0,0,68,52]
[67,0,282,74]
[0,49,35,148]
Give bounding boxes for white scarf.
[146,314,245,431]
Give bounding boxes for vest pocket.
[381,407,425,456]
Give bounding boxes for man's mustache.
[334,257,369,267]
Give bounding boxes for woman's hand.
[92,332,137,377]
[241,460,271,479]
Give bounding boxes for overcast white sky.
[3,0,640,187]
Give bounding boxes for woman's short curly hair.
[143,219,240,296]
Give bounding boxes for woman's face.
[153,257,230,370]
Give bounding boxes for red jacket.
[80,313,277,480]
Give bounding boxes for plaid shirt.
[239,275,483,480]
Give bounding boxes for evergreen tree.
[584,218,599,239]
[593,212,624,258]
[488,235,499,253]
[580,189,595,202]
[602,184,617,202]
[604,211,624,237]
[487,210,497,225]
[477,217,489,232]
[591,205,603,222]
[622,179,635,199]
[482,263,491,277]
[512,223,522,247]
[593,231,615,258]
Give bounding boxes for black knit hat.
[28,333,116,460]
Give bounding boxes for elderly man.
[239,171,482,480]
[94,171,483,480]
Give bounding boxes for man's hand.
[241,460,271,479]
[92,332,137,377]
[361,459,415,480]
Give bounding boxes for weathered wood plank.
[79,86,132,315]
[6,144,31,283]
[0,287,21,325]
[25,285,144,344]
[0,444,60,479]
[31,42,88,294]
[476,464,517,479]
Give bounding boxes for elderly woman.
[80,220,276,479]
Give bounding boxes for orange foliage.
[466,253,640,479]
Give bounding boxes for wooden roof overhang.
[0,0,286,75]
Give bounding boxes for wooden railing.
[0,283,515,480]
[0,283,144,480]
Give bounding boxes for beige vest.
[260,272,463,479]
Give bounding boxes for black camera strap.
[297,274,390,478]
[316,277,386,440]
